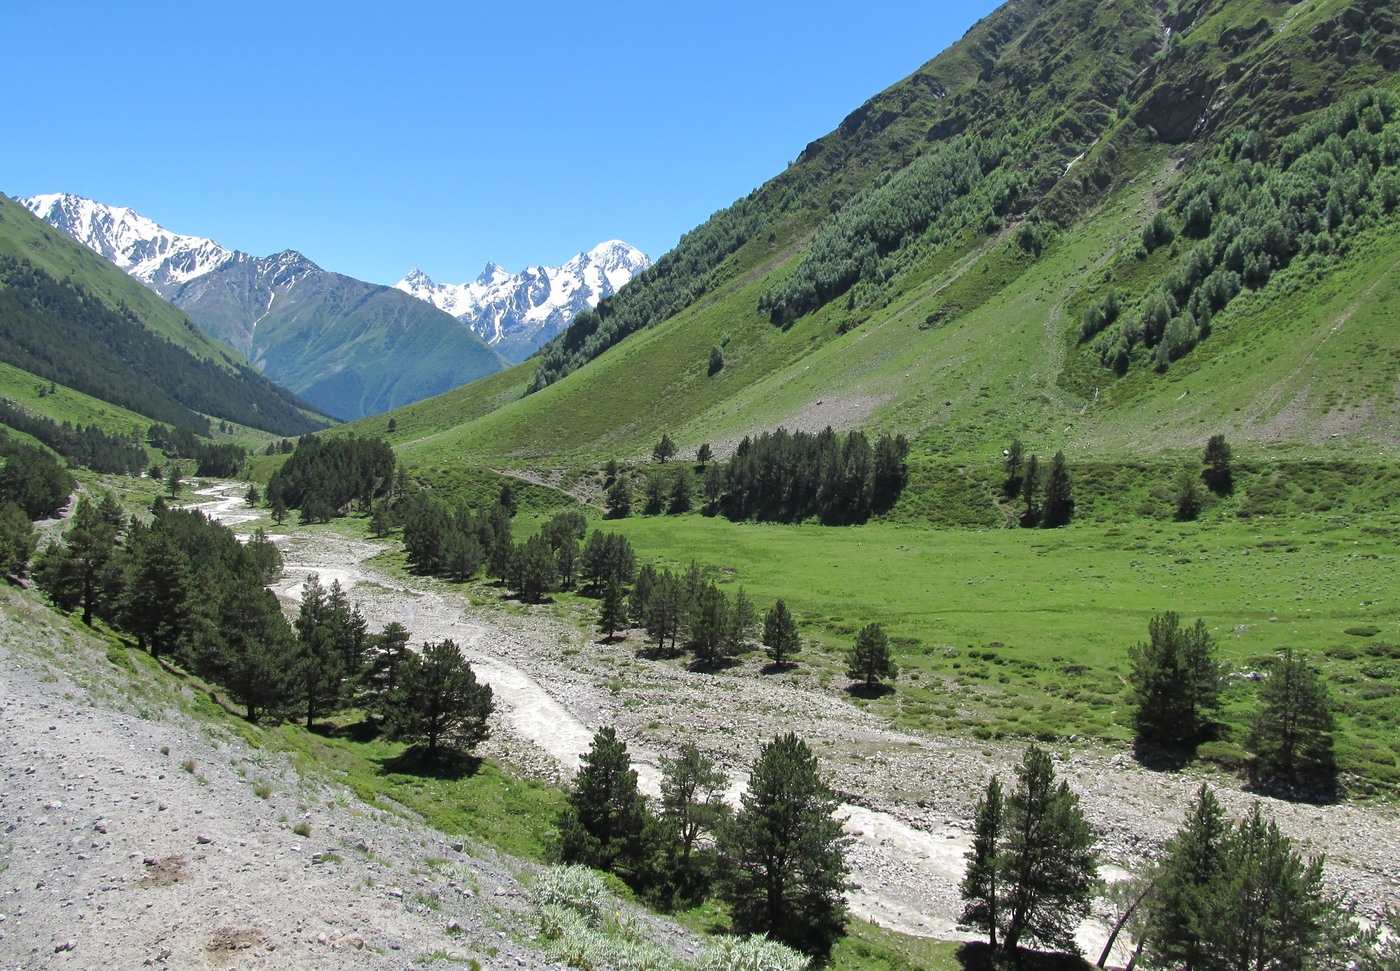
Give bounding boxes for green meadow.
[505,500,1398,793]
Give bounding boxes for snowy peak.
[22,192,234,295]
[395,241,650,362]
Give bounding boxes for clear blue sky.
[5,1,1001,286]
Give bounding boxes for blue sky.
[6,2,1000,286]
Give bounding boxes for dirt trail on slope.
[188,484,1400,959]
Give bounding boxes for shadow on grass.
[844,682,897,700]
[377,746,483,781]
[954,941,1093,971]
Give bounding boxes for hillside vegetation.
[0,195,328,438]
[361,0,1398,469]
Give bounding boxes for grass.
[582,502,1399,793]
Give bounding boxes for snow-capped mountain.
[396,240,651,362]
[22,193,234,297]
[22,192,508,419]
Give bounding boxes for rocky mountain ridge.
[396,240,650,362]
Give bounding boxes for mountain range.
[21,194,647,418]
[396,241,650,362]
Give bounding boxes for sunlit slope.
[360,0,1400,467]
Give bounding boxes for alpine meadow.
[4,0,1400,969]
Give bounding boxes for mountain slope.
[361,0,1400,470]
[396,241,650,363]
[166,250,510,420]
[0,194,328,437]
[23,194,509,420]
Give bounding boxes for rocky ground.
[0,588,558,971]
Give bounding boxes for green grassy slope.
[0,194,241,365]
[357,0,1398,471]
[0,195,330,437]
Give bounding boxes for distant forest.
[0,396,147,475]
[0,256,327,437]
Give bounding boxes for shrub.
[695,936,810,971]
[529,865,609,928]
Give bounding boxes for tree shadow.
[377,746,483,781]
[1131,741,1194,772]
[637,643,684,662]
[1244,768,1340,805]
[686,656,743,674]
[954,941,1093,971]
[844,682,896,699]
[761,661,796,675]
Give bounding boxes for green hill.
[362,0,1399,470]
[0,195,330,438]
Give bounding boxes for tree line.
[1,430,73,519]
[0,255,325,437]
[27,488,492,752]
[0,396,147,475]
[265,434,396,523]
[553,727,850,956]
[603,428,909,526]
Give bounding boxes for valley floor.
[5,482,1396,971]
[192,485,1400,949]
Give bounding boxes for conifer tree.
[998,745,1098,954]
[387,639,493,758]
[1041,450,1074,527]
[653,432,677,463]
[846,622,897,689]
[1247,647,1336,792]
[960,775,1005,948]
[719,733,850,954]
[555,727,653,881]
[762,599,801,666]
[660,741,728,866]
[597,577,627,642]
[1128,612,1223,750]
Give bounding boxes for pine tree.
[660,742,728,866]
[999,745,1098,954]
[719,733,850,954]
[1144,784,1230,971]
[960,775,1005,948]
[387,639,493,758]
[290,574,347,730]
[0,501,37,579]
[597,577,627,642]
[762,599,801,666]
[555,727,653,880]
[846,622,897,689]
[1128,612,1223,750]
[653,432,677,463]
[1202,434,1233,495]
[1247,648,1336,792]
[688,582,732,666]
[1040,451,1074,527]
